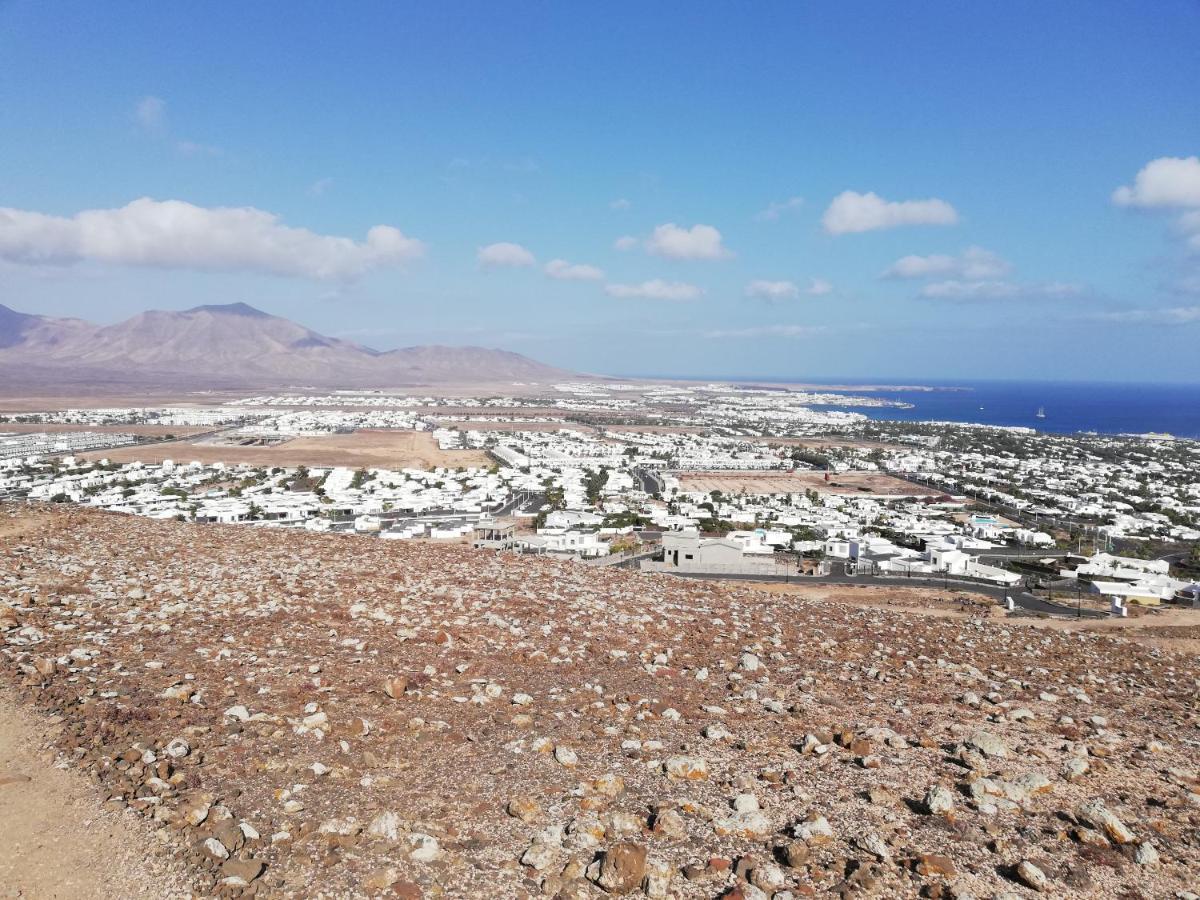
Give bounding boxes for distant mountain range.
[0,302,572,390]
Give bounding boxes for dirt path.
[0,691,188,899]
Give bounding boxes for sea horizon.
[616,376,1200,439]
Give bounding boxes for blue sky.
[2,1,1199,382]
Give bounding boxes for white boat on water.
[1036,406,1046,419]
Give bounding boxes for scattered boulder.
[595,842,648,894]
[1015,859,1048,892]
[1076,799,1135,844]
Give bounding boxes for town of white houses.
[5,380,1199,616]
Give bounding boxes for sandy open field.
[676,469,937,497]
[80,429,491,470]
[0,392,251,413]
[0,382,570,411]
[0,423,213,438]
[751,581,998,614]
[754,581,1200,653]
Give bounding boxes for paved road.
[493,490,546,517]
[975,548,1069,561]
[901,473,1095,533]
[648,567,1107,618]
[633,468,664,495]
[899,473,1200,565]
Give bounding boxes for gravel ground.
[1,504,1198,899]
[0,688,192,899]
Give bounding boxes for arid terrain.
[0,423,215,438]
[80,430,492,470]
[2,505,1198,899]
[675,471,937,498]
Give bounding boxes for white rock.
[1135,841,1159,865]
[739,651,761,672]
[520,842,558,871]
[733,794,760,813]
[367,811,401,842]
[164,738,190,759]
[408,832,440,862]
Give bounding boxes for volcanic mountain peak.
[0,302,573,388]
[183,301,273,317]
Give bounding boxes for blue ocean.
[644,377,1200,438]
[809,380,1200,438]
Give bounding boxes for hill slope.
[1,506,1196,898]
[0,302,571,388]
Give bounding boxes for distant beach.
[806,379,1200,438]
[647,377,1200,438]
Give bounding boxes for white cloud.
[605,279,702,301]
[705,324,826,339]
[1086,305,1200,325]
[613,235,638,251]
[477,242,535,268]
[883,246,1011,280]
[645,223,733,260]
[1115,160,1200,292]
[822,190,959,235]
[1176,209,1200,251]
[745,278,833,301]
[609,198,631,211]
[1112,156,1200,208]
[135,96,166,134]
[919,279,1083,300]
[544,258,604,281]
[755,196,804,222]
[309,178,334,196]
[0,197,425,280]
[745,279,799,300]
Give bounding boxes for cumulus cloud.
[605,279,702,301]
[743,278,832,300]
[645,223,733,260]
[754,196,804,222]
[919,279,1083,301]
[1114,159,1200,292]
[477,242,535,268]
[544,258,603,281]
[705,324,826,339]
[745,279,799,300]
[883,246,1011,280]
[609,198,631,211]
[1112,156,1200,208]
[739,277,835,301]
[135,96,166,134]
[613,235,638,251]
[822,190,958,235]
[0,197,425,280]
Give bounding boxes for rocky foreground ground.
[1,505,1198,899]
